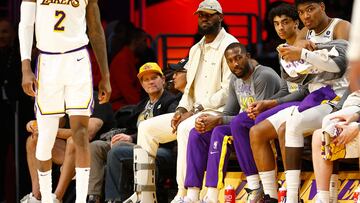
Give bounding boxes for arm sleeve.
[300,48,340,73]
[222,77,240,124]
[18,1,36,61]
[201,55,232,109]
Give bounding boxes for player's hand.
[194,114,206,132]
[195,114,221,133]
[277,45,302,62]
[111,133,132,147]
[171,111,193,133]
[247,100,277,119]
[21,61,37,97]
[330,113,360,125]
[294,40,316,51]
[333,124,359,146]
[26,120,38,133]
[98,76,111,104]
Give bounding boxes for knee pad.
[35,115,60,161]
[285,114,304,148]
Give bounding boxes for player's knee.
[278,124,286,146]
[66,136,74,145]
[72,127,88,147]
[321,114,333,129]
[249,125,263,147]
[26,135,37,153]
[66,137,75,153]
[285,118,304,147]
[312,129,323,149]
[188,128,201,143]
[278,123,286,139]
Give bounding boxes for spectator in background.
[0,17,18,203]
[165,57,188,97]
[0,18,34,203]
[88,62,180,203]
[103,60,187,203]
[107,22,135,62]
[109,28,148,112]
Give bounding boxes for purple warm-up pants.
[184,101,300,188]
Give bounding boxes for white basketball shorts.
[35,47,93,117]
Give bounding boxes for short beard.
[198,23,220,35]
[234,63,250,79]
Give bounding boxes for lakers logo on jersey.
[41,0,80,7]
[240,96,255,111]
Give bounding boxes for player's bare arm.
[334,20,351,40]
[19,0,37,97]
[86,0,111,104]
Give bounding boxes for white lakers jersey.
[306,18,340,44]
[305,18,348,96]
[35,0,89,53]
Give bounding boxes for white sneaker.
[170,195,193,203]
[199,196,219,203]
[20,193,41,203]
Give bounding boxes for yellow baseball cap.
[137,62,164,80]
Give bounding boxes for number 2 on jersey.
[54,10,66,32]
